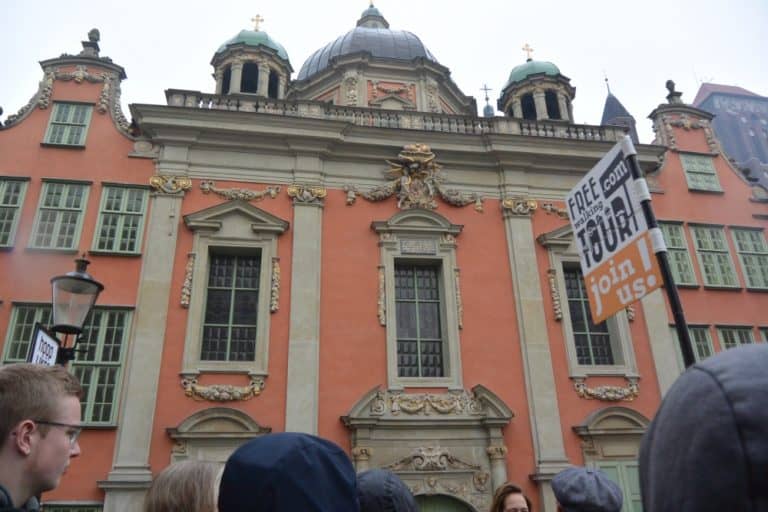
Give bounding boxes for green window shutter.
[690,226,738,287]
[30,181,89,249]
[44,102,94,146]
[0,179,28,247]
[680,153,721,192]
[659,223,696,285]
[394,263,444,378]
[731,228,768,289]
[596,460,643,512]
[93,186,148,254]
[563,266,614,365]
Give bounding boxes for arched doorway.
[416,494,475,512]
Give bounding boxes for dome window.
[521,93,536,120]
[241,62,259,93]
[268,71,279,99]
[545,91,561,119]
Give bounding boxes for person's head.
[640,343,768,511]
[144,460,222,512]
[218,432,359,512]
[0,363,83,503]
[357,468,417,512]
[551,467,622,512]
[490,482,532,512]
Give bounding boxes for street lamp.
[50,256,104,364]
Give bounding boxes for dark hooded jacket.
[0,485,39,512]
[218,432,359,512]
[639,343,768,511]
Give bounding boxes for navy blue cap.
[357,469,417,512]
[552,467,622,512]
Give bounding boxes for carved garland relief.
[287,184,327,205]
[181,253,195,308]
[180,375,266,402]
[149,175,192,195]
[370,389,484,416]
[270,257,280,313]
[200,180,280,202]
[573,377,639,402]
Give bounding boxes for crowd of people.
[1,343,766,511]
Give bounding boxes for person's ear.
[13,420,37,456]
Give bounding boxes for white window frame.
[43,102,94,147]
[679,152,722,192]
[716,325,755,350]
[29,180,90,250]
[0,177,29,248]
[658,221,697,286]
[373,209,464,390]
[760,327,768,343]
[91,184,150,255]
[539,226,637,379]
[730,227,768,290]
[182,201,287,376]
[670,324,714,370]
[689,224,739,288]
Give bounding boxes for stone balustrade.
[165,89,627,142]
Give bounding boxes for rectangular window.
[44,102,93,146]
[564,266,614,365]
[680,153,721,192]
[201,253,261,361]
[0,179,28,247]
[731,228,768,289]
[760,328,768,342]
[395,263,444,378]
[717,326,754,350]
[2,305,129,425]
[659,222,697,285]
[597,460,643,512]
[690,226,738,287]
[93,186,148,254]
[671,325,714,365]
[30,181,89,249]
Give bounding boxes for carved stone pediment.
[385,446,481,472]
[184,200,289,236]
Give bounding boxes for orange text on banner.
[585,231,663,324]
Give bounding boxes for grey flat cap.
[552,466,622,512]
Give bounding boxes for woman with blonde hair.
[145,460,222,512]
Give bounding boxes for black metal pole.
[623,139,696,368]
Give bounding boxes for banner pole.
[621,136,696,368]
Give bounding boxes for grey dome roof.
[296,27,439,81]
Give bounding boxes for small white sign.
[27,324,60,366]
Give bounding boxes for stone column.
[214,70,224,95]
[99,172,191,512]
[257,61,270,97]
[229,62,243,94]
[284,183,326,433]
[557,93,569,121]
[278,75,287,100]
[512,98,523,118]
[501,199,570,512]
[533,90,548,120]
[352,446,373,472]
[487,445,509,491]
[640,289,680,395]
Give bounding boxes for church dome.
[216,29,290,62]
[505,59,561,87]
[296,5,439,81]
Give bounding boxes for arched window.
[222,65,232,95]
[521,93,536,120]
[241,62,259,93]
[268,71,279,99]
[545,90,561,119]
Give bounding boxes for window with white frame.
[92,186,149,254]
[716,326,754,350]
[564,265,615,365]
[760,327,768,343]
[182,202,287,375]
[658,222,697,285]
[731,228,768,289]
[373,209,464,389]
[679,153,721,192]
[43,102,93,146]
[30,181,89,250]
[0,178,28,247]
[689,225,738,287]
[670,325,714,369]
[2,304,130,425]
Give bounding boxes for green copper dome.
[216,29,290,62]
[506,59,560,86]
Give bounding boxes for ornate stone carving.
[150,175,192,194]
[200,180,280,202]
[454,268,464,329]
[370,389,484,416]
[37,70,55,110]
[501,197,538,216]
[181,253,195,308]
[547,268,563,321]
[385,446,481,472]
[348,144,480,211]
[426,80,439,112]
[171,439,187,455]
[286,184,327,205]
[344,72,359,106]
[180,375,266,402]
[541,202,569,219]
[473,471,490,491]
[352,446,373,462]
[270,257,280,313]
[486,445,508,460]
[377,265,386,326]
[573,378,639,402]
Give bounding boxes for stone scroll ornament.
[200,180,280,202]
[149,175,192,195]
[180,375,265,402]
[343,144,483,211]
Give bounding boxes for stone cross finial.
[522,43,534,60]
[251,14,264,31]
[480,84,492,102]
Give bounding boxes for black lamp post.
[50,256,104,364]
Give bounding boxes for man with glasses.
[0,364,82,511]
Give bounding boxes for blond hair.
[0,363,82,442]
[145,460,221,512]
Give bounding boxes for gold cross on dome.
[522,43,534,60]
[251,14,264,31]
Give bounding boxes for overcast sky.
[2,0,767,143]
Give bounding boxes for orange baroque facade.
[1,9,766,512]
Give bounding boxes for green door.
[597,460,643,512]
[415,494,474,512]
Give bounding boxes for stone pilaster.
[99,176,190,511]
[257,61,270,97]
[512,98,523,119]
[486,445,508,491]
[533,90,548,120]
[278,76,287,100]
[229,62,243,94]
[557,93,569,121]
[640,289,680,395]
[214,70,224,95]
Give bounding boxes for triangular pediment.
[537,223,579,255]
[184,200,289,234]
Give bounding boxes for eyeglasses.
[33,420,83,447]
